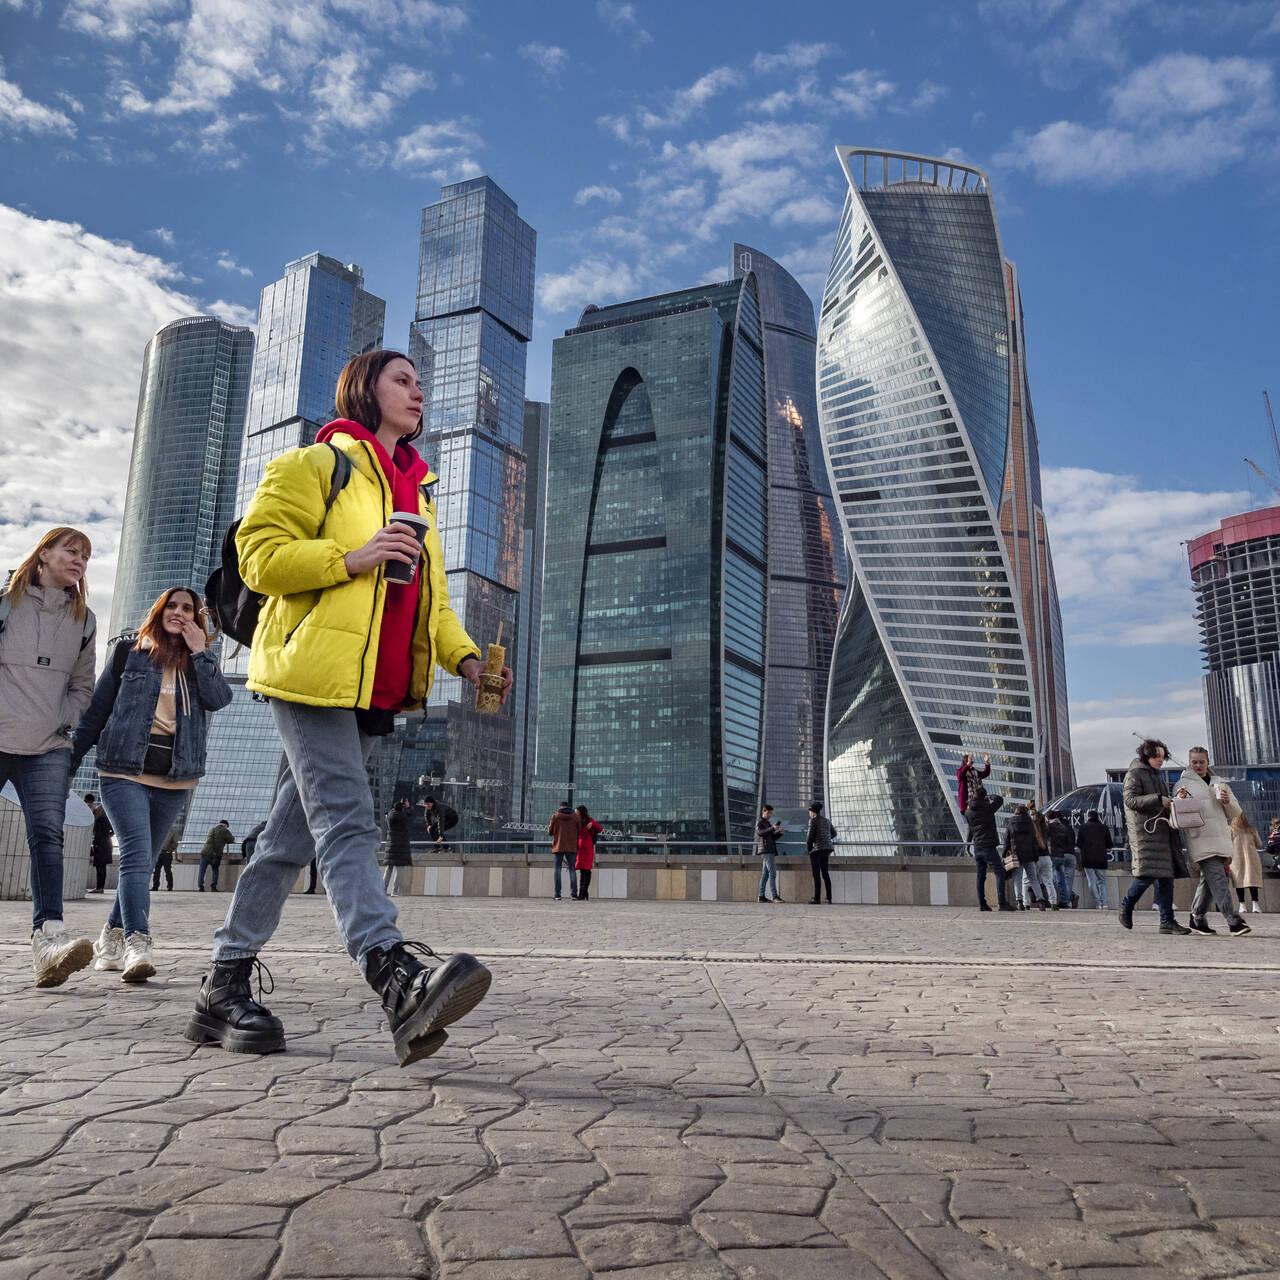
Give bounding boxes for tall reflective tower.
[817,149,1039,844]
[540,275,768,840]
[400,177,535,834]
[999,262,1075,799]
[184,255,385,843]
[732,244,846,824]
[110,316,252,637]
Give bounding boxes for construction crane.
[1245,457,1280,498]
[1243,392,1280,498]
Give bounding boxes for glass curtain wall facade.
[379,177,535,837]
[1188,507,1280,766]
[998,261,1075,800]
[110,317,252,637]
[539,276,768,841]
[184,255,385,844]
[513,400,549,821]
[817,149,1038,846]
[732,244,846,826]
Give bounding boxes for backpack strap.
[0,591,95,650]
[322,442,351,517]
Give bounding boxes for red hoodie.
[316,420,429,711]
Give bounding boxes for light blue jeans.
[98,776,189,938]
[758,853,778,899]
[1083,867,1108,907]
[212,701,401,972]
[0,747,71,929]
[1020,855,1055,905]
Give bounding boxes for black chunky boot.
[365,942,492,1067]
[184,957,285,1054]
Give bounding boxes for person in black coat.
[1002,804,1050,910]
[383,798,413,896]
[1076,810,1111,909]
[423,797,458,850]
[806,802,837,904]
[1045,812,1078,908]
[84,794,113,894]
[965,786,1011,912]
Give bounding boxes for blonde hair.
[1231,812,1260,844]
[1187,746,1212,779]
[4,527,92,623]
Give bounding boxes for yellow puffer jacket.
[237,432,478,708]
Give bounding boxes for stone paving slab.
[1,895,1278,1278]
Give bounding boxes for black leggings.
[1238,886,1260,904]
[577,868,592,900]
[809,851,832,902]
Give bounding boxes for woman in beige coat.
[1176,747,1250,936]
[1230,814,1264,914]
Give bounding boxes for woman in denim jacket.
[71,587,231,981]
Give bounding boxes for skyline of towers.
[184,254,386,841]
[1188,506,1280,766]
[732,244,847,825]
[109,315,252,639]
[817,148,1045,844]
[539,273,769,840]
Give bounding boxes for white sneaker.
[121,932,156,983]
[31,920,94,988]
[1252,902,1262,914]
[92,923,125,971]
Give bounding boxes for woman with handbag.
[1176,748,1251,936]
[1002,805,1048,909]
[1119,738,1192,934]
[70,587,232,981]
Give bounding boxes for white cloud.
[596,0,651,45]
[62,0,181,41]
[1068,682,1208,783]
[216,252,253,277]
[391,118,482,178]
[574,184,622,205]
[308,52,431,142]
[519,42,569,79]
[0,204,238,641]
[150,226,176,245]
[903,80,948,113]
[752,42,840,74]
[0,65,78,136]
[639,67,741,129]
[831,69,897,117]
[999,51,1274,184]
[207,298,257,328]
[1041,465,1247,648]
[978,0,1144,86]
[749,67,917,121]
[536,255,646,314]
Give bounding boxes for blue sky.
[1,0,1277,782]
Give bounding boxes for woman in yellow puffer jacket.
[186,350,510,1068]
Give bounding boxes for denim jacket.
[70,642,232,781]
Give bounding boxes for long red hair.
[135,587,208,668]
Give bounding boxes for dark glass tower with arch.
[540,276,768,840]
[817,149,1040,844]
[110,316,252,637]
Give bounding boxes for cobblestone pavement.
[2,895,1279,1279]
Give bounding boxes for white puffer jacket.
[1172,769,1241,863]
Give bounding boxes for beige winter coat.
[1172,770,1241,863]
[1230,830,1264,888]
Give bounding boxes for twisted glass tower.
[817,149,1039,844]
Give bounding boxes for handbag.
[1169,795,1204,830]
[1002,853,1019,872]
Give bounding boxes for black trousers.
[93,861,108,892]
[809,851,832,902]
[975,847,1007,905]
[151,853,172,891]
[306,858,319,893]
[577,868,592,900]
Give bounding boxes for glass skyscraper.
[539,275,769,841]
[998,261,1075,800]
[184,255,385,844]
[109,316,252,637]
[817,149,1040,845]
[513,399,549,822]
[390,177,535,835]
[732,244,846,824]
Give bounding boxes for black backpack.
[205,442,351,650]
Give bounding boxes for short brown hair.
[334,349,421,441]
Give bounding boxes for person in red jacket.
[574,805,603,901]
[957,752,991,814]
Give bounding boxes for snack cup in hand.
[475,670,505,715]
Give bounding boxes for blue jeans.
[198,855,221,890]
[0,748,71,929]
[758,852,778,899]
[1083,867,1108,907]
[553,852,577,899]
[1053,853,1077,904]
[1121,875,1174,923]
[212,701,400,972]
[975,847,1005,905]
[1019,856,1053,904]
[98,777,189,938]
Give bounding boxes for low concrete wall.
[0,803,92,903]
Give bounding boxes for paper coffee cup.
[384,513,428,584]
